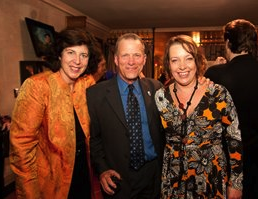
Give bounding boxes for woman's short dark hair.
[223,19,258,57]
[163,34,207,79]
[47,28,96,72]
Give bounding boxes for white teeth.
[178,72,188,76]
[71,66,80,71]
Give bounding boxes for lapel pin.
[147,91,151,96]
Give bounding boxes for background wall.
[0,0,67,116]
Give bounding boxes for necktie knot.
[128,84,134,92]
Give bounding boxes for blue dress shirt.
[117,75,157,161]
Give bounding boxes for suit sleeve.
[86,87,110,175]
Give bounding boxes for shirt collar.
[117,74,141,94]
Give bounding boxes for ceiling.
[59,0,258,30]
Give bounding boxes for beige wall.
[0,0,67,116]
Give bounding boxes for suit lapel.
[139,79,154,124]
[105,78,128,128]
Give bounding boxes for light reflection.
[192,31,200,46]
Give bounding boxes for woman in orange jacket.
[10,28,102,199]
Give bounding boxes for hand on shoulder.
[198,76,214,87]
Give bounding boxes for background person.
[155,34,243,199]
[87,33,165,199]
[205,18,258,199]
[10,28,102,199]
[84,46,107,85]
[0,114,11,198]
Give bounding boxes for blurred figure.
[155,34,243,199]
[214,56,227,65]
[10,28,102,199]
[158,70,174,88]
[0,115,11,198]
[1,115,11,132]
[85,47,107,84]
[139,71,145,78]
[207,56,227,68]
[205,18,258,199]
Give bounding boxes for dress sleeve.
[220,86,243,191]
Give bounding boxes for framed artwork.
[19,61,50,85]
[25,17,56,57]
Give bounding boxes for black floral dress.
[155,84,243,199]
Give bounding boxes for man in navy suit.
[205,19,258,199]
[87,33,165,198]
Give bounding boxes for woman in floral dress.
[155,35,243,199]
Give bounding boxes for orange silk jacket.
[10,71,102,199]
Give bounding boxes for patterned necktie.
[126,84,145,170]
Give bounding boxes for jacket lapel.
[139,79,154,124]
[105,78,128,128]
